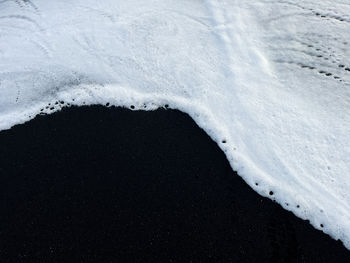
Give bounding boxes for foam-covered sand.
[0,0,350,248]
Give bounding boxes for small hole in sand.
[320,224,324,228]
[106,102,110,107]
[130,105,135,109]
[297,205,300,208]
[269,191,274,196]
[164,104,169,109]
[255,183,259,186]
[222,140,226,144]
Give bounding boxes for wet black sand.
[0,105,349,262]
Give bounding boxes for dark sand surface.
[0,105,349,262]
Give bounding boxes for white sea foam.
[1,0,350,248]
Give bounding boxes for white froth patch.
[1,0,350,249]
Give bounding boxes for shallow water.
[1,106,350,261]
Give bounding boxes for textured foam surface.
[0,0,350,248]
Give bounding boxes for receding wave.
[1,0,350,249]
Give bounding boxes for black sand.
[0,105,349,262]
